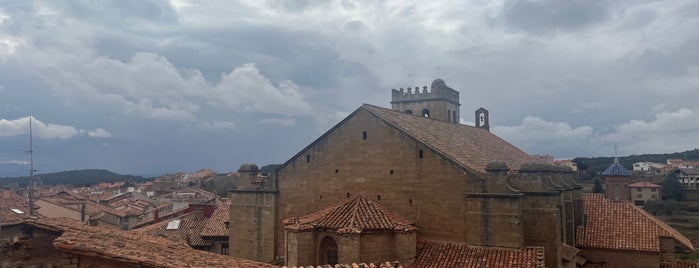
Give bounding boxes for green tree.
[593,178,604,193]
[661,172,685,201]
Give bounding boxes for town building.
[628,181,662,206]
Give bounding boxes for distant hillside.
[0,169,148,187]
[574,149,699,178]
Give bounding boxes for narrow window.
[221,243,230,255]
[418,149,424,159]
[390,170,394,174]
[335,169,339,174]
[362,131,367,140]
[320,195,323,200]
[347,192,351,198]
[306,155,310,163]
[408,199,413,205]
[377,195,381,200]
[422,109,430,118]
[453,111,457,123]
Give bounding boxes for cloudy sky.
[1,0,698,177]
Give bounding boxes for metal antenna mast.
[28,116,37,216]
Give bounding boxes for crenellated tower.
[390,79,460,123]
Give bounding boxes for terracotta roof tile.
[628,182,662,188]
[576,194,694,252]
[27,217,276,268]
[662,261,699,268]
[283,194,416,234]
[284,262,403,268]
[409,241,545,268]
[135,213,210,247]
[200,199,230,237]
[1,189,34,226]
[363,104,536,173]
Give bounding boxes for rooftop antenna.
[28,116,37,216]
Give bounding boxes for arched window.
[319,236,338,265]
[405,109,413,115]
[422,109,430,118]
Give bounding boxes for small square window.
[390,170,394,174]
[636,188,642,192]
[636,194,642,199]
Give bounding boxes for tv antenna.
[28,116,37,216]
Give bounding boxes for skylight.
[166,219,181,230]
[10,208,25,214]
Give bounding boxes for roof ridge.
[630,201,694,251]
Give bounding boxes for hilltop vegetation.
[0,169,148,187]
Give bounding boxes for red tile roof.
[363,104,536,173]
[284,262,404,268]
[26,217,276,268]
[576,194,694,253]
[409,241,545,268]
[283,194,417,234]
[628,182,662,188]
[135,213,210,247]
[662,261,699,268]
[200,199,230,237]
[1,189,34,226]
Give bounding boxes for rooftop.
[409,241,545,268]
[283,194,416,234]
[26,217,276,268]
[602,158,631,176]
[576,194,693,253]
[628,182,662,188]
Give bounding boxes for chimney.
[153,209,159,223]
[3,188,12,199]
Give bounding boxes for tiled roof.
[363,104,536,173]
[135,213,210,247]
[26,217,276,268]
[1,189,34,226]
[602,158,631,176]
[628,182,662,188]
[283,194,417,234]
[409,241,545,268]
[680,168,699,175]
[284,262,403,268]
[200,199,230,237]
[576,194,694,252]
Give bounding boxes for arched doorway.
[422,109,430,118]
[319,236,338,265]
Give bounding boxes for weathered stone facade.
[228,80,581,267]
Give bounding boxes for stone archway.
[319,236,338,265]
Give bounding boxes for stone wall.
[275,109,477,259]
[229,190,276,262]
[581,248,660,268]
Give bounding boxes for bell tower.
[475,107,489,131]
[390,79,460,123]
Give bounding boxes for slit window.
[390,170,394,174]
[362,131,367,140]
[377,195,381,200]
[306,155,310,163]
[347,192,351,198]
[418,149,424,159]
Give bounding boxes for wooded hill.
[0,169,148,187]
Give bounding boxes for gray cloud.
[503,0,611,34]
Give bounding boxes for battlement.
[390,79,459,104]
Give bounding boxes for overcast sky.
[1,0,698,177]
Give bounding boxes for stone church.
[228,79,693,268]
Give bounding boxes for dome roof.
[238,163,259,172]
[431,79,446,89]
[602,158,630,176]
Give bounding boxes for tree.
[593,178,604,194]
[661,172,685,201]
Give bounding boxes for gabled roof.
[628,182,662,188]
[278,104,536,174]
[602,158,631,176]
[26,217,276,268]
[283,194,416,234]
[409,241,545,268]
[200,199,231,238]
[1,190,33,226]
[576,194,693,253]
[135,213,209,247]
